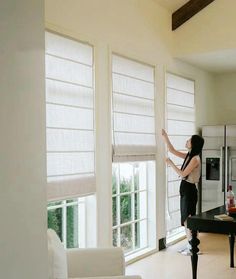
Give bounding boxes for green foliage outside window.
[66,205,78,248]
[120,178,132,193]
[120,194,131,224]
[112,172,138,251]
[47,202,79,248]
[48,208,62,241]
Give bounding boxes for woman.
[162,129,204,255]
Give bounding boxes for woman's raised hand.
[162,129,168,141]
[162,129,167,136]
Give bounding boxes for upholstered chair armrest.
[67,247,125,278]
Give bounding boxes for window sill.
[166,229,186,246]
[125,247,158,265]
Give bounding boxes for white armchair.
[67,248,141,279]
[47,229,141,279]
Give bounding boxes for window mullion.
[117,165,121,247]
[62,201,67,248]
[146,162,148,220]
[131,165,135,251]
[76,198,81,248]
[145,162,149,248]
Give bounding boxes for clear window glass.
[112,161,154,255]
[47,197,86,248]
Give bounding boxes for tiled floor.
[126,233,236,279]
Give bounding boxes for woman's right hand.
[162,128,185,159]
[162,129,168,140]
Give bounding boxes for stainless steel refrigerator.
[201,125,236,212]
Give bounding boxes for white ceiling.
[154,0,189,12]
[178,49,236,74]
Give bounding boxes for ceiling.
[154,0,189,12]
[153,0,236,73]
[178,49,236,74]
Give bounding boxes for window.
[47,198,85,248]
[112,54,156,256]
[45,31,96,248]
[166,73,195,243]
[112,161,155,254]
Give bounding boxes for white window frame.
[112,162,149,256]
[45,31,97,249]
[111,53,157,259]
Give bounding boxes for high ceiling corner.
[172,0,215,30]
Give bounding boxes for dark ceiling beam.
[172,0,215,31]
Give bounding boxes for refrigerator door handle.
[221,146,225,192]
[225,146,230,189]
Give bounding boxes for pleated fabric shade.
[166,73,195,232]
[112,54,156,162]
[45,31,95,201]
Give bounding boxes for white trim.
[112,189,146,198]
[112,218,147,230]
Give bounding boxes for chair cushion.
[48,229,68,279]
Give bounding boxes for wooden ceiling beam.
[172,0,215,31]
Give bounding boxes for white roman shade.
[45,31,95,201]
[112,54,156,162]
[166,73,195,232]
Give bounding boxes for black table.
[187,206,236,279]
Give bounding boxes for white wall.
[0,1,48,278]
[213,73,236,124]
[45,0,217,246]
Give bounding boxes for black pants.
[180,180,198,226]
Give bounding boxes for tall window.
[112,54,156,256]
[45,31,95,248]
[166,73,195,243]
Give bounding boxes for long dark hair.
[181,135,204,172]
